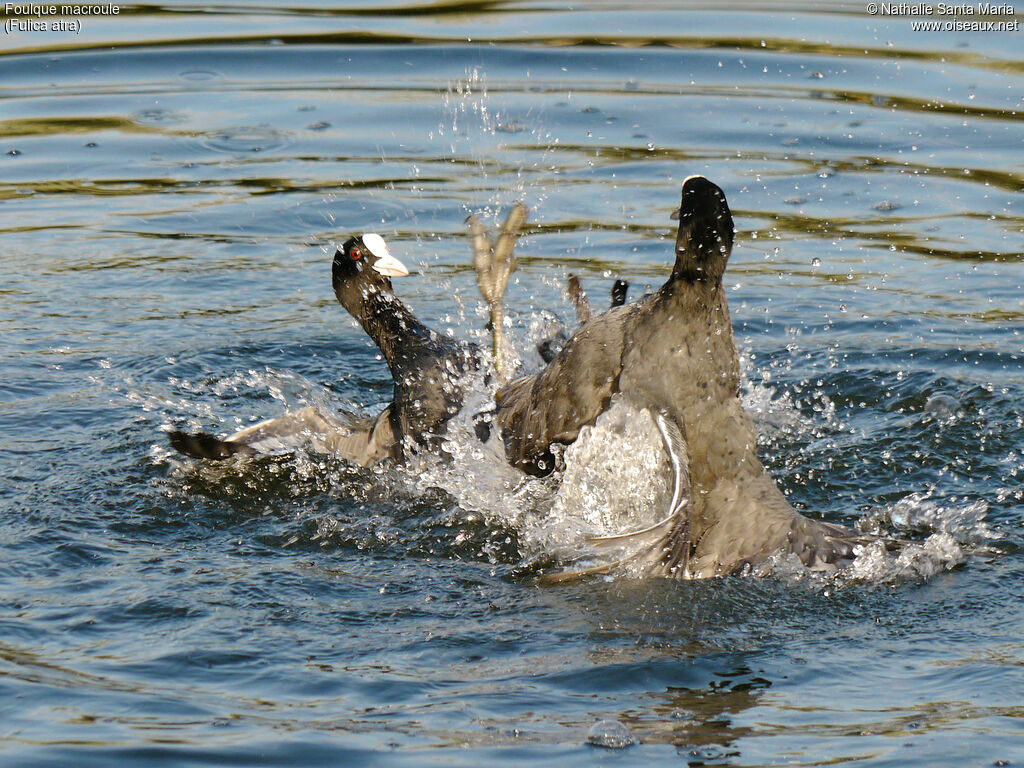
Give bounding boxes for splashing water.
[749,486,1000,586]
[436,67,558,217]
[395,349,990,583]
[858,490,1000,545]
[407,392,675,570]
[142,311,997,585]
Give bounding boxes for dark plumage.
[169,430,253,460]
[495,176,737,474]
[168,227,576,464]
[332,234,477,459]
[168,181,892,581]
[538,276,630,364]
[168,234,410,465]
[333,233,628,446]
[495,175,891,577]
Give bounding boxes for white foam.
[858,489,1000,545]
[845,533,967,583]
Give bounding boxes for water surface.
[1,2,1022,766]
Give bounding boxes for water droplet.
[586,719,635,749]
[924,393,958,419]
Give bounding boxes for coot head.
[669,176,734,284]
[332,233,409,312]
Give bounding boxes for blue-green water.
[2,2,1023,765]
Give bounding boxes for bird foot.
[466,202,528,382]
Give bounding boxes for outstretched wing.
[496,304,635,475]
[169,405,395,466]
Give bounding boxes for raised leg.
[468,202,528,382]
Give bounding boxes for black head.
[332,233,409,312]
[669,176,734,285]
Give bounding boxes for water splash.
[146,318,1000,585]
[753,488,1001,586]
[439,67,492,145]
[538,403,672,559]
[844,534,966,583]
[435,67,558,217]
[738,347,832,439]
[858,489,1000,546]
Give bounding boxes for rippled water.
[2,2,1023,766]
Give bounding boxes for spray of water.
[134,67,1001,585]
[137,319,1001,585]
[435,67,559,219]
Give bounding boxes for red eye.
[352,249,362,260]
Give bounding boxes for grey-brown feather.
[500,177,897,578]
[168,405,395,466]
